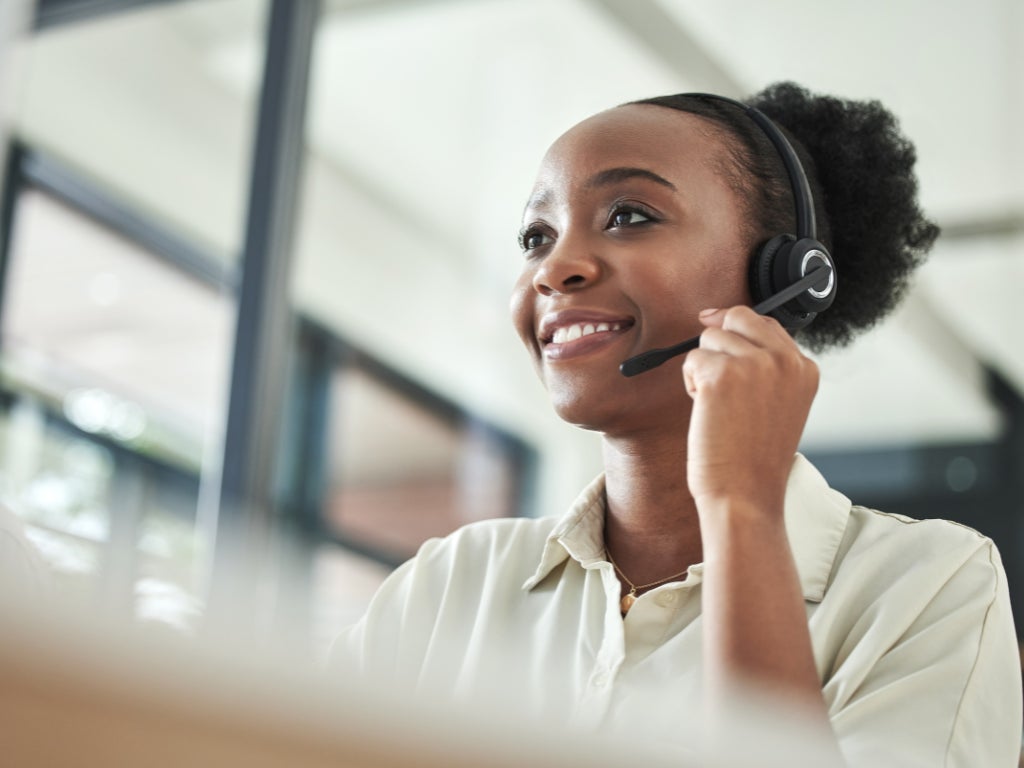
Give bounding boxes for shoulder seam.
[855,505,988,541]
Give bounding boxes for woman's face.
[510,104,753,434]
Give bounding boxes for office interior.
[0,0,1022,764]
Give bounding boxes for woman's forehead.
[530,104,729,202]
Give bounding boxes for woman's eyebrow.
[523,166,677,217]
[524,189,552,214]
[587,167,677,191]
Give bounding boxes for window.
[325,363,525,561]
[0,180,230,625]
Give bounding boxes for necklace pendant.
[620,591,637,615]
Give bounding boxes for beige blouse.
[333,455,1022,767]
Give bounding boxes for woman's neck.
[601,428,704,588]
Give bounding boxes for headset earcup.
[749,234,790,304]
[750,234,837,331]
[750,234,810,329]
[776,237,836,317]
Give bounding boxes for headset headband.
[682,93,816,240]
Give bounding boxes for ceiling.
[6,0,1023,509]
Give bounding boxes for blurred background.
[0,0,1021,659]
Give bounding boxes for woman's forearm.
[699,497,841,759]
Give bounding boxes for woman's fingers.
[689,305,817,395]
[698,306,791,351]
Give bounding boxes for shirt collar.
[522,454,851,603]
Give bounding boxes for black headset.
[619,93,837,377]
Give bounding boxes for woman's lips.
[540,318,634,361]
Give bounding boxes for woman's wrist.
[696,494,789,559]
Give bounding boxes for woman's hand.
[682,305,819,515]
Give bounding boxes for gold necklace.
[605,549,688,616]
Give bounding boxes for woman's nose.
[532,239,603,296]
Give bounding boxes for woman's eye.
[607,207,653,229]
[519,228,553,252]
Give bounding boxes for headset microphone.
[619,262,832,377]
[619,93,837,378]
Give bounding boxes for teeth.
[550,322,622,344]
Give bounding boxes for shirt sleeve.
[943,543,1021,767]
[829,537,1021,768]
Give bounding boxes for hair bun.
[749,82,940,350]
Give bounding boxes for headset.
[619,93,837,377]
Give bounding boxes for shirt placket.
[572,562,627,729]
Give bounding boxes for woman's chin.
[548,388,671,436]
[546,398,593,431]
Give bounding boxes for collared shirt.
[333,455,1021,766]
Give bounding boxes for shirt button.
[656,592,677,607]
[592,672,609,687]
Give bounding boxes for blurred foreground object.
[0,590,849,768]
[0,594,678,768]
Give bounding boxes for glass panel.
[323,366,519,561]
[0,187,231,617]
[0,397,111,600]
[12,0,267,264]
[2,188,234,464]
[134,469,205,633]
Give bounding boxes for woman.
[334,83,1021,765]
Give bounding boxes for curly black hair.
[630,82,939,351]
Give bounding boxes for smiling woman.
[331,83,1022,767]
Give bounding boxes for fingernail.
[699,308,720,318]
